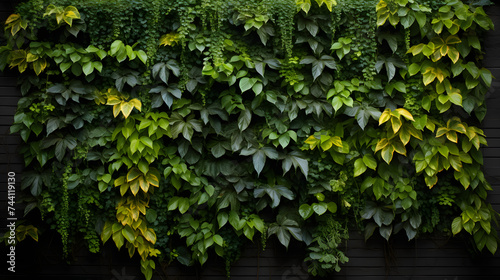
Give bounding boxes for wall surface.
[1,2,500,280]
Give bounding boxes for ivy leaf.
[22,171,46,197]
[254,185,295,208]
[239,77,257,93]
[178,198,190,214]
[452,216,462,235]
[449,92,462,106]
[125,45,136,60]
[312,202,327,215]
[112,231,124,250]
[122,226,136,243]
[213,234,224,247]
[242,146,278,176]
[101,221,113,244]
[170,113,203,142]
[299,204,314,220]
[300,55,337,81]
[150,85,182,108]
[375,55,406,81]
[268,215,302,248]
[238,108,252,131]
[144,228,156,244]
[110,40,125,56]
[229,210,245,230]
[252,149,266,176]
[363,154,377,170]
[379,225,393,241]
[344,102,381,130]
[353,158,367,177]
[485,234,497,254]
[312,60,325,80]
[281,150,309,178]
[46,118,64,136]
[378,32,398,53]
[276,227,291,248]
[82,61,93,75]
[256,23,275,45]
[211,142,227,158]
[217,212,228,228]
[152,63,169,84]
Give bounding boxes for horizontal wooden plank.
[0,157,24,169]
[0,134,20,145]
[0,106,15,116]
[483,53,500,68]
[482,128,500,138]
[483,138,500,146]
[0,74,19,83]
[482,147,500,157]
[0,98,19,108]
[334,266,497,276]
[0,144,20,154]
[0,126,14,136]
[0,87,20,97]
[344,256,498,268]
[0,118,15,125]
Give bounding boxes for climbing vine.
[1,0,498,279]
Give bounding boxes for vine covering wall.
[0,0,497,278]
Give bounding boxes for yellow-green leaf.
[144,228,157,244]
[391,117,402,133]
[146,171,159,187]
[446,130,458,143]
[446,35,461,45]
[375,138,389,152]
[425,174,438,188]
[129,98,142,111]
[331,136,343,147]
[393,140,406,156]
[448,47,460,64]
[112,231,125,249]
[395,108,414,121]
[139,176,149,193]
[113,104,121,118]
[121,102,134,118]
[379,109,391,125]
[127,167,143,182]
[399,125,411,145]
[436,127,449,138]
[449,92,462,106]
[120,182,129,196]
[129,179,140,195]
[422,69,436,86]
[381,145,395,164]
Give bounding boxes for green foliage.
[305,215,349,276]
[2,0,499,279]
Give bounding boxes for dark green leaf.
[379,225,392,241]
[252,149,266,176]
[238,108,252,131]
[273,227,290,248]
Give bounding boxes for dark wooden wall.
[1,2,500,279]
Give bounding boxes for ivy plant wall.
[1,0,498,278]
